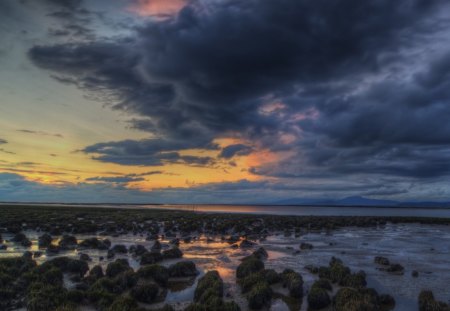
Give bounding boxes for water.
[1,223,450,311]
[3,202,450,218]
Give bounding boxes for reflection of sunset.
[129,0,186,17]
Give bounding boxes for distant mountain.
[272,196,450,208]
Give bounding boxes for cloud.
[17,129,64,138]
[26,0,450,199]
[219,144,253,159]
[82,138,216,166]
[86,176,145,183]
[0,139,7,144]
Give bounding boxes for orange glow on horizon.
[129,0,187,17]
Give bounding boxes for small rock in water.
[412,270,419,277]
[300,242,313,250]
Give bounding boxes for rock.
[281,269,303,298]
[33,251,43,258]
[89,265,104,279]
[106,259,131,278]
[141,251,163,265]
[58,235,78,250]
[0,244,7,250]
[111,244,127,253]
[78,237,110,250]
[79,253,91,261]
[412,270,419,277]
[130,283,159,303]
[107,249,115,259]
[137,264,169,286]
[162,247,183,259]
[386,264,404,274]
[307,283,331,310]
[252,247,268,260]
[374,256,390,266]
[168,261,198,277]
[240,239,257,248]
[129,244,147,256]
[418,290,448,311]
[151,240,162,251]
[46,244,60,254]
[12,232,32,247]
[169,238,180,245]
[237,257,264,279]
[38,233,53,248]
[300,242,313,250]
[247,281,272,309]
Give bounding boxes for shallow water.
[1,222,450,311]
[3,202,450,218]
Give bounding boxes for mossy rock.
[307,284,331,310]
[137,264,169,286]
[162,247,183,259]
[194,271,224,303]
[168,261,198,277]
[281,269,303,298]
[141,251,163,265]
[130,283,159,303]
[106,259,131,278]
[236,257,264,279]
[26,282,68,311]
[246,281,272,310]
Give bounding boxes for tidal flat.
[0,205,449,311]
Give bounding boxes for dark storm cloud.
[0,139,7,144]
[82,139,215,166]
[28,0,450,185]
[219,144,253,159]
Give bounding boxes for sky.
[1,0,450,204]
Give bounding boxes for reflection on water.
[1,223,450,311]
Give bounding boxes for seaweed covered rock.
[252,247,268,260]
[38,233,53,248]
[168,261,198,277]
[194,270,224,303]
[111,244,128,254]
[374,256,390,266]
[141,251,163,265]
[89,265,104,280]
[106,259,131,278]
[162,247,183,259]
[152,240,162,251]
[79,237,110,250]
[137,264,169,286]
[44,257,89,277]
[12,232,32,247]
[318,257,351,284]
[26,282,68,311]
[129,244,147,256]
[130,283,159,303]
[238,269,281,294]
[386,264,404,274]
[58,235,78,250]
[107,296,139,311]
[418,290,449,311]
[334,287,395,311]
[300,242,313,250]
[247,281,272,310]
[188,270,240,311]
[236,257,264,279]
[281,269,303,298]
[240,239,256,248]
[307,280,331,310]
[341,270,367,288]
